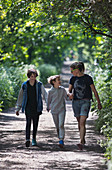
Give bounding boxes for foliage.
[90,65,112,164]
[38,64,59,84]
[0,0,112,167]
[1,0,112,68]
[107,139,112,170]
[0,101,3,112]
[0,0,73,67]
[39,0,112,38]
[0,64,39,109]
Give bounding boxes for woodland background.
[0,0,112,168]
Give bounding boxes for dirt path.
[0,61,107,170]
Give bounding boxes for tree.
[39,0,112,38]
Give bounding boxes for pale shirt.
[47,86,68,114]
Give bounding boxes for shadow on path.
[0,61,107,170]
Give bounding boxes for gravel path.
[0,61,107,170]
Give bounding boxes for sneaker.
[59,140,64,148]
[32,139,37,146]
[25,140,30,147]
[77,143,83,150]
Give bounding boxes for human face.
[70,68,78,76]
[29,73,36,81]
[53,77,61,88]
[71,68,78,73]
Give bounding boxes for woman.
[68,61,102,150]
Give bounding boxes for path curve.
[0,61,107,170]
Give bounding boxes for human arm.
[15,88,23,116]
[41,84,48,104]
[90,84,102,110]
[68,84,74,100]
[46,91,51,112]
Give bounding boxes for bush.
[107,139,112,170]
[38,64,59,84]
[0,64,39,109]
[0,101,3,112]
[89,65,112,165]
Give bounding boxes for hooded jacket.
[16,80,47,113]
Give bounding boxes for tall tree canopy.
[39,0,112,38]
[0,0,112,66]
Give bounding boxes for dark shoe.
[59,140,64,148]
[25,140,30,147]
[32,139,37,146]
[77,143,83,150]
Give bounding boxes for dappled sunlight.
[0,61,107,169]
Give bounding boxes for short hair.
[47,75,60,86]
[70,61,85,72]
[27,68,38,78]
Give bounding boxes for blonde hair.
[47,75,60,86]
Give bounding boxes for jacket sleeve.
[15,87,23,112]
[41,84,48,104]
[47,91,51,111]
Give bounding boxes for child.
[15,68,47,147]
[47,75,68,148]
[68,61,102,150]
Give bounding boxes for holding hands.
[68,93,74,100]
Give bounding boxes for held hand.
[98,103,102,110]
[69,93,73,100]
[16,111,19,116]
[46,108,49,112]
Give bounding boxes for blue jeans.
[72,99,91,118]
[52,111,66,140]
[26,114,39,140]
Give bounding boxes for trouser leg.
[52,114,59,137]
[26,114,31,140]
[58,111,66,140]
[32,114,39,140]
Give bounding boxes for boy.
[47,75,68,148]
[15,68,47,147]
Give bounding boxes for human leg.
[79,99,91,144]
[72,100,81,140]
[26,114,31,140]
[25,114,31,147]
[76,117,80,131]
[58,111,66,148]
[32,114,39,139]
[72,99,90,148]
[52,114,59,137]
[79,115,87,144]
[32,114,39,146]
[58,111,66,140]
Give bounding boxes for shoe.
[32,139,37,146]
[59,140,64,148]
[77,143,83,150]
[25,140,30,147]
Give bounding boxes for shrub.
[38,64,59,84]
[0,64,39,109]
[89,65,112,165]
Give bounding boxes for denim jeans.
[25,114,39,140]
[72,99,91,118]
[52,111,66,140]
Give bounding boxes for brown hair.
[47,75,60,86]
[27,68,38,78]
[70,61,85,72]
